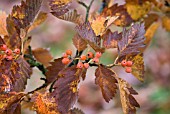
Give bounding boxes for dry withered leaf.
[95,65,118,102]
[162,15,170,31]
[143,13,159,29]
[0,57,32,93]
[72,34,87,52]
[57,10,82,24]
[118,78,140,114]
[0,11,8,36]
[51,65,82,113]
[50,0,71,17]
[103,29,122,49]
[46,58,65,84]
[68,108,84,114]
[0,92,25,114]
[28,12,48,32]
[32,48,53,67]
[101,4,133,26]
[126,1,151,20]
[118,23,146,57]
[32,92,59,114]
[75,22,105,53]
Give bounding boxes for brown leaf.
[50,0,71,17]
[0,92,25,114]
[32,92,59,114]
[51,65,82,113]
[28,12,48,32]
[0,11,8,36]
[101,4,133,26]
[143,13,159,29]
[32,48,53,67]
[118,23,146,57]
[68,108,84,114]
[75,22,105,53]
[0,57,32,93]
[103,29,122,49]
[95,65,118,102]
[72,34,87,52]
[162,15,170,31]
[57,10,82,24]
[46,58,65,84]
[118,78,140,114]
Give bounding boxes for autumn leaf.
[101,4,133,26]
[95,65,118,102]
[72,34,87,52]
[75,22,105,53]
[0,36,5,45]
[0,57,32,92]
[143,13,159,29]
[0,11,8,36]
[28,12,48,32]
[118,78,140,114]
[144,22,159,48]
[0,92,25,114]
[162,15,170,31]
[50,0,72,17]
[68,108,84,114]
[102,29,122,49]
[46,58,65,84]
[57,10,82,24]
[51,65,82,113]
[118,23,146,57]
[32,92,59,114]
[32,48,53,67]
[126,1,151,20]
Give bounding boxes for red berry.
[5,49,12,56]
[121,60,127,67]
[87,52,94,58]
[0,44,7,51]
[62,53,68,58]
[77,62,84,69]
[80,55,86,60]
[126,61,133,67]
[93,57,99,63]
[95,52,102,58]
[62,58,70,65]
[6,55,13,61]
[66,50,72,55]
[14,48,20,54]
[83,63,89,69]
[125,67,132,73]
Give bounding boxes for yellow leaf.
[0,11,8,36]
[126,1,151,20]
[144,22,159,47]
[162,16,170,31]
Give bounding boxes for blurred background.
[0,0,170,114]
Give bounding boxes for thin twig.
[85,0,94,22]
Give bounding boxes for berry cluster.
[121,60,133,73]
[0,44,20,61]
[61,50,103,69]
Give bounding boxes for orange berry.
[77,62,84,69]
[83,63,89,69]
[62,58,70,65]
[66,50,72,55]
[121,60,127,67]
[6,55,13,61]
[5,49,12,56]
[14,48,20,54]
[127,61,133,67]
[125,67,132,73]
[93,57,99,63]
[87,52,94,58]
[95,52,102,58]
[0,44,7,51]
[62,53,68,58]
[80,55,86,60]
